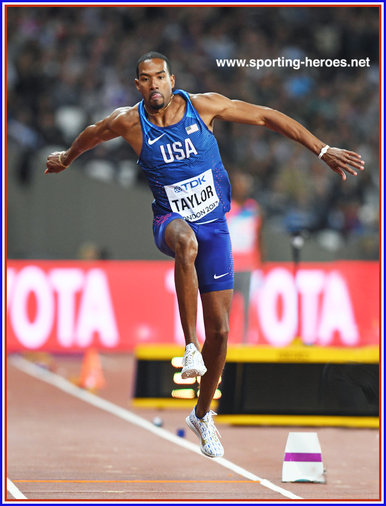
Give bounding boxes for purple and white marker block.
[282,432,326,483]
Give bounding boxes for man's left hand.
[321,147,365,181]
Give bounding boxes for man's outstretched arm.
[193,93,365,181]
[45,107,134,174]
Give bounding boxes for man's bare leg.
[195,289,233,418]
[164,219,233,416]
[164,219,200,350]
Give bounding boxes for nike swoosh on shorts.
[213,273,229,279]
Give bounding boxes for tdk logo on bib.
[160,138,198,164]
[164,169,219,222]
[175,174,206,192]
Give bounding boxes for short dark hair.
[136,51,172,78]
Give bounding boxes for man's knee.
[175,231,198,264]
[206,324,229,346]
[166,222,198,264]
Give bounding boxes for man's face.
[135,58,175,110]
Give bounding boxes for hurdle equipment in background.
[132,344,379,427]
[282,432,326,483]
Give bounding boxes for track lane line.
[14,479,256,484]
[9,356,302,500]
[7,478,27,499]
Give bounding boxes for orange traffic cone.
[78,348,106,391]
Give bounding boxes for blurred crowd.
[7,6,379,258]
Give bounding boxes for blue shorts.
[153,213,234,294]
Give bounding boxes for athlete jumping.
[46,51,365,458]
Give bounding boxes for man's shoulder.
[190,92,231,115]
[190,91,224,103]
[110,103,140,122]
[107,103,140,131]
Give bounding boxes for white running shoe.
[185,408,224,458]
[181,343,207,379]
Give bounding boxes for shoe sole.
[185,416,224,458]
[181,367,207,379]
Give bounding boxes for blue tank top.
[137,89,231,223]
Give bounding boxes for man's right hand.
[45,151,69,174]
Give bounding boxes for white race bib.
[164,169,219,222]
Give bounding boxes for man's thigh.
[153,213,191,257]
[195,218,234,293]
